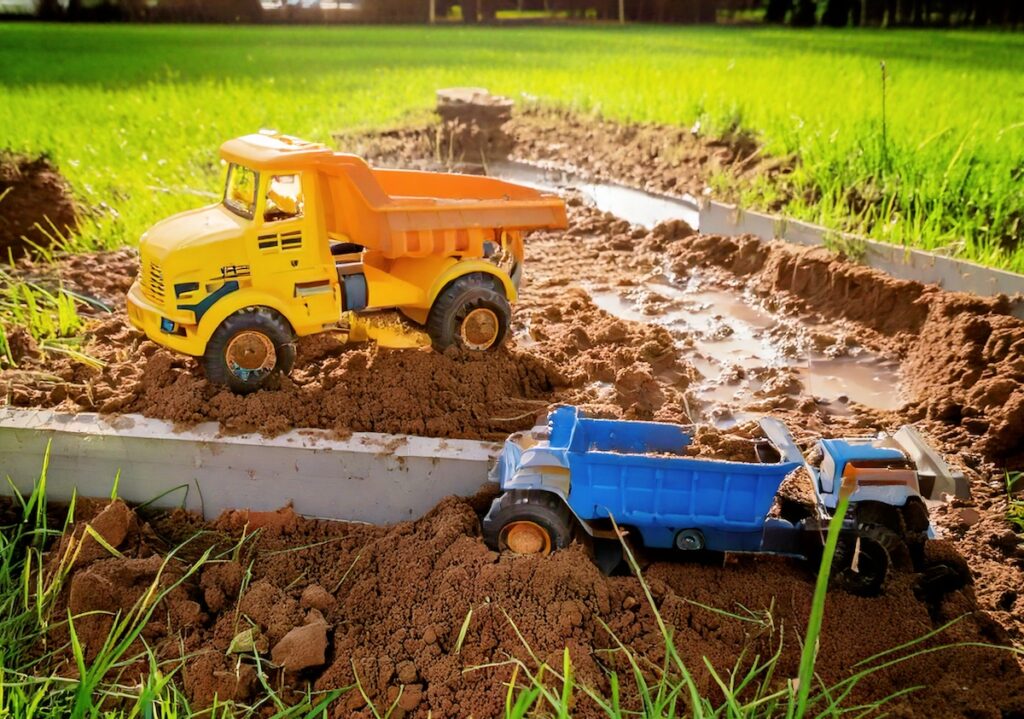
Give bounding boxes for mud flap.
[892,425,971,500]
[345,311,431,349]
[758,418,806,466]
[590,539,624,576]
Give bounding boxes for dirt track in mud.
[4,107,1024,716]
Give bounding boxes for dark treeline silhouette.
[19,0,1024,26]
[764,0,1023,26]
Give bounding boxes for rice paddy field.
[0,23,1023,268]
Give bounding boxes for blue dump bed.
[545,406,801,551]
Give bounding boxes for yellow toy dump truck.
[127,132,567,392]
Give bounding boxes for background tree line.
[22,0,1024,26]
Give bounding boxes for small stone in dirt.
[271,622,329,672]
[988,529,1021,552]
[422,627,437,645]
[997,590,1018,611]
[300,583,335,612]
[76,500,133,565]
[952,507,982,529]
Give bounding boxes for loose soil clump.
[0,152,78,254]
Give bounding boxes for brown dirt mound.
[30,497,1024,717]
[0,152,78,254]
[339,104,793,206]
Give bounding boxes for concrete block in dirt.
[435,87,515,162]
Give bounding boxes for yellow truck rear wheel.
[202,307,296,394]
[426,273,511,352]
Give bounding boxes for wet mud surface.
[4,108,1024,715]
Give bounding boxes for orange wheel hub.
[501,521,552,555]
[460,307,500,350]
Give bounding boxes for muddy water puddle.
[492,158,903,424]
[586,274,903,424]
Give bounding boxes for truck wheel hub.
[226,331,276,377]
[502,521,551,555]
[461,308,499,350]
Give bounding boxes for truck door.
[256,173,311,272]
[255,172,337,326]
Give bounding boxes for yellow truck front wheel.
[426,273,511,352]
[202,307,296,394]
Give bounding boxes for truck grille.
[141,260,165,304]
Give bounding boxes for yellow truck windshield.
[224,163,259,219]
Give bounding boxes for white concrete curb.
[0,408,500,523]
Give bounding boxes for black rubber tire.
[482,490,574,555]
[860,521,913,570]
[202,307,296,394]
[832,529,891,596]
[914,552,973,602]
[426,272,511,352]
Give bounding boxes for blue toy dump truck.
[483,406,970,595]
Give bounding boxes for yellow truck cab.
[127,132,568,393]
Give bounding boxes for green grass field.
[0,23,1022,270]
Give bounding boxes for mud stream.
[587,275,903,423]
[493,162,904,427]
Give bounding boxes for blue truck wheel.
[482,490,574,556]
[674,529,705,551]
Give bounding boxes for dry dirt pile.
[1,217,694,439]
[40,497,1024,718]
[337,104,794,206]
[0,152,78,254]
